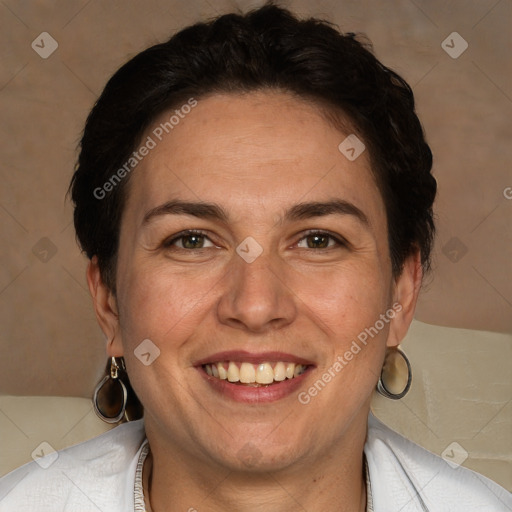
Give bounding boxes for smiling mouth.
[202,361,309,386]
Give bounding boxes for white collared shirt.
[0,413,509,511]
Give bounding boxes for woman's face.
[92,90,419,471]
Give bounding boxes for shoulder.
[364,412,512,511]
[0,419,146,512]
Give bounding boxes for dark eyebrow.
[142,199,369,226]
[143,200,229,225]
[284,200,369,226]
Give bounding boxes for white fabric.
[364,414,511,511]
[134,439,150,511]
[0,413,509,511]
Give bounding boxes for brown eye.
[164,230,215,249]
[305,234,330,249]
[297,231,344,250]
[180,234,206,249]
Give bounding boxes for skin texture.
[87,90,422,511]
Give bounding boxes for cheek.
[299,260,391,334]
[116,258,220,349]
[114,262,215,412]
[296,262,392,395]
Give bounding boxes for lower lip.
[198,367,313,403]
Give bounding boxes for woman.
[0,3,509,511]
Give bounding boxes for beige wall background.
[0,0,510,491]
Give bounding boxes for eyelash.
[162,229,347,251]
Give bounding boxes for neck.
[143,411,369,512]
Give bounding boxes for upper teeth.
[204,361,307,384]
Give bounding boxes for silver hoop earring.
[93,357,128,423]
[377,347,412,400]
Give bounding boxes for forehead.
[123,90,385,225]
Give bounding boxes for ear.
[86,256,124,357]
[387,250,423,348]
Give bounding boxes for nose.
[216,248,298,333]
